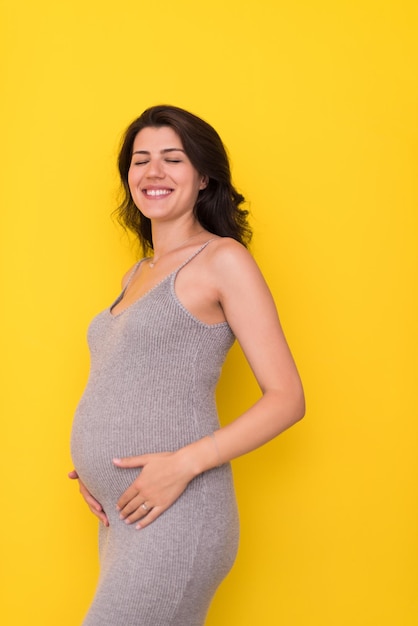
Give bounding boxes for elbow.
[288,383,306,425]
[295,389,306,422]
[269,383,306,429]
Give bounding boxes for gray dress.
[71,242,239,625]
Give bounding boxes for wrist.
[176,433,222,478]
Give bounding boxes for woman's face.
[128,126,207,223]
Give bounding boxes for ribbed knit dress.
[71,243,240,626]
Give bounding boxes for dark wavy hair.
[115,105,252,253]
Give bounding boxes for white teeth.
[144,189,172,196]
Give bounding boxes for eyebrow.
[132,148,186,155]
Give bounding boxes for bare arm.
[179,239,305,467]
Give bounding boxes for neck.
[151,222,204,257]
[148,222,206,268]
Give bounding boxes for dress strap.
[173,239,215,276]
[110,258,146,312]
[122,258,147,292]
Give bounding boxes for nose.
[145,158,164,178]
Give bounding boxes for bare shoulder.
[206,237,259,273]
[207,236,251,258]
[205,237,267,290]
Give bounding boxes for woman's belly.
[71,398,141,509]
[71,384,219,512]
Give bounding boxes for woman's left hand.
[113,451,194,529]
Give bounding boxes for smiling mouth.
[142,188,173,197]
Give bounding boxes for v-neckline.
[109,270,173,319]
[109,240,213,319]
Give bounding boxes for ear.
[199,175,209,190]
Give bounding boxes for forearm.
[178,388,305,478]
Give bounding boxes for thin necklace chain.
[148,230,205,268]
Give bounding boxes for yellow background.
[1,1,417,624]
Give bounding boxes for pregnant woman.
[69,104,305,626]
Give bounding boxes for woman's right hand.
[68,470,109,527]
